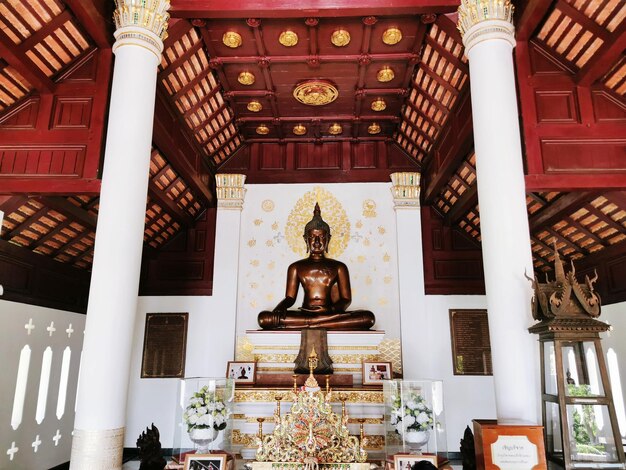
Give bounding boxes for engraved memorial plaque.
[141,312,188,378]
[449,309,492,375]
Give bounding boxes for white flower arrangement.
[183,385,230,432]
[390,391,434,434]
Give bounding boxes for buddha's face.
[304,228,330,254]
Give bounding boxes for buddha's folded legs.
[258,310,375,330]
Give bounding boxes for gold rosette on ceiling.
[293,80,339,106]
[279,30,299,47]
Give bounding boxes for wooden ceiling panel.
[603,56,626,95]
[0,63,32,112]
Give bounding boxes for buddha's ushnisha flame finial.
[303,202,330,236]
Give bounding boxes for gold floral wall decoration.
[363,199,377,218]
[261,200,275,212]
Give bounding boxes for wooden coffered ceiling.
[0,0,625,303]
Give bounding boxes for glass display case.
[173,377,235,460]
[383,380,446,459]
[538,336,626,469]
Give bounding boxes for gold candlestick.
[257,417,265,441]
[292,374,298,393]
[339,393,348,421]
[358,418,366,441]
[274,394,283,416]
[325,375,330,394]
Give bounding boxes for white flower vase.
[189,427,218,454]
[405,430,430,452]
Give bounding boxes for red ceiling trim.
[0,178,102,195]
[525,174,626,191]
[170,0,460,18]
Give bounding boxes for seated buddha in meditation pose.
[258,203,376,330]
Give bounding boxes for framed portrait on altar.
[362,361,392,385]
[226,361,256,384]
[393,454,438,470]
[184,454,226,470]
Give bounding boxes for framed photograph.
[393,454,438,470]
[226,361,256,384]
[184,454,226,470]
[362,361,392,385]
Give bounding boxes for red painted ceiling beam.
[0,30,55,93]
[0,178,101,195]
[525,174,626,192]
[170,0,459,18]
[576,21,626,86]
[63,0,114,49]
[515,0,555,41]
[153,90,216,206]
[238,115,400,123]
[528,191,598,231]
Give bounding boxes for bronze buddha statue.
[258,203,376,330]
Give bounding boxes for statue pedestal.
[241,330,387,385]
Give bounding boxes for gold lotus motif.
[371,98,386,111]
[293,80,339,106]
[331,29,351,47]
[256,124,270,135]
[247,100,263,112]
[223,31,242,48]
[328,122,343,135]
[238,71,255,85]
[368,122,381,134]
[279,30,298,47]
[292,124,307,135]
[376,67,394,83]
[382,27,402,45]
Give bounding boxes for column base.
[70,427,125,470]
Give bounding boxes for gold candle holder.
[274,394,283,416]
[257,417,265,441]
[358,418,366,441]
[339,393,348,421]
[325,375,330,394]
[292,374,298,393]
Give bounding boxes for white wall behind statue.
[235,183,400,338]
[0,299,85,470]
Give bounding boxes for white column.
[70,2,170,468]
[214,174,246,362]
[391,173,433,379]
[458,0,539,423]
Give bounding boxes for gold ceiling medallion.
[238,71,255,85]
[292,124,307,135]
[331,29,351,47]
[247,100,263,112]
[382,27,402,45]
[256,124,270,135]
[368,122,381,134]
[371,97,386,111]
[293,79,339,106]
[376,66,394,82]
[328,122,343,135]
[279,30,298,47]
[223,31,242,48]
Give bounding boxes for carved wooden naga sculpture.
[258,203,375,330]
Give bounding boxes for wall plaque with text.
[449,309,492,375]
[141,312,188,378]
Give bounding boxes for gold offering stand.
[251,348,370,470]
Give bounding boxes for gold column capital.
[112,0,171,59]
[216,173,247,209]
[390,172,421,208]
[457,0,515,52]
